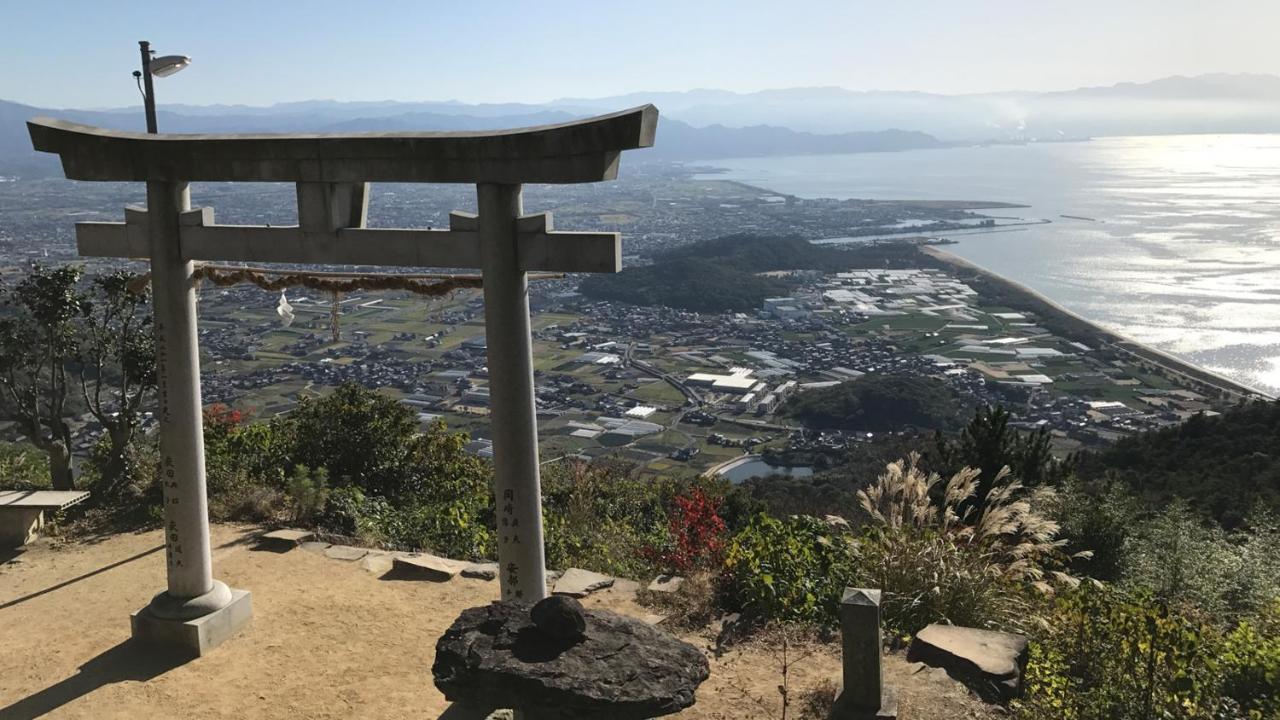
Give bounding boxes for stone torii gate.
[28,105,658,655]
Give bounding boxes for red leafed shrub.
[204,403,244,431]
[646,488,727,575]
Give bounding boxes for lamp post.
[133,41,191,134]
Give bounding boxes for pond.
[719,457,815,484]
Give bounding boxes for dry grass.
[856,453,1085,633]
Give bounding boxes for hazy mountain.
[5,74,1280,174]
[563,74,1280,139]
[0,98,939,174]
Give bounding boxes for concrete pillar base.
[147,579,235,620]
[0,508,43,547]
[130,587,252,657]
[831,687,897,719]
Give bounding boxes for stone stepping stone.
[610,578,641,595]
[393,553,470,581]
[461,562,498,581]
[359,552,395,574]
[552,568,615,598]
[260,528,314,548]
[325,545,369,561]
[907,623,1029,702]
[647,574,685,594]
[299,541,331,554]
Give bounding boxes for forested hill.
[782,375,971,432]
[1078,400,1280,526]
[661,234,871,272]
[578,235,920,312]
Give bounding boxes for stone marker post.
[478,182,548,603]
[833,588,897,719]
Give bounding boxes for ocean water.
[695,135,1280,395]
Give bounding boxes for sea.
[695,134,1280,396]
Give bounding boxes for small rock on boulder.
[907,624,1029,702]
[531,596,586,643]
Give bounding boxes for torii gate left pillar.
[28,105,658,655]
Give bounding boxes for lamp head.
[149,55,191,78]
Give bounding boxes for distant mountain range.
[4,73,1280,175]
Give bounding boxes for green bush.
[285,465,330,525]
[202,405,290,519]
[1014,586,1280,719]
[540,459,678,578]
[284,383,420,500]
[1217,601,1280,717]
[1122,500,1280,620]
[1053,477,1142,581]
[316,481,384,538]
[1015,587,1220,720]
[0,441,52,491]
[722,513,858,626]
[306,423,494,559]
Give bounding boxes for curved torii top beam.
[27,104,658,184]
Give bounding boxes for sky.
[3,0,1278,109]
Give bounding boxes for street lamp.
[132,40,191,134]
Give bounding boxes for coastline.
[687,166,1276,403]
[922,246,1274,401]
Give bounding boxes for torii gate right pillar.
[478,183,547,601]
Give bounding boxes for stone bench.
[0,490,90,546]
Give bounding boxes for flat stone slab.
[647,575,685,594]
[462,562,498,581]
[552,568,615,598]
[256,528,314,551]
[907,624,1029,702]
[262,528,314,543]
[359,552,395,574]
[394,553,470,581]
[433,601,709,719]
[0,489,90,509]
[610,578,641,594]
[299,541,331,553]
[325,545,370,561]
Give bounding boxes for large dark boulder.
[433,601,709,719]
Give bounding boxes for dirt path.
[0,524,997,719]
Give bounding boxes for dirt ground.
[0,524,998,719]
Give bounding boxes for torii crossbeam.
[28,105,658,655]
